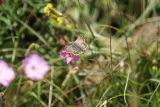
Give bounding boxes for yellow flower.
[44,3,75,27]
[44,3,63,17]
[44,3,54,15]
[44,3,64,26]
[49,14,64,25]
[56,17,64,25]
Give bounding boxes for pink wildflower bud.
[0,60,16,87]
[22,53,50,80]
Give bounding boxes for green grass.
[0,0,160,107]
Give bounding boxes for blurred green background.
[0,0,160,107]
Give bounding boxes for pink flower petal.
[60,50,67,58]
[59,46,79,64]
[72,54,79,61]
[0,60,15,87]
[22,53,50,80]
[66,57,73,64]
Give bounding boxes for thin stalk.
[96,87,111,107]
[77,0,95,40]
[48,66,54,107]
[147,82,160,106]
[123,34,132,107]
[106,0,113,70]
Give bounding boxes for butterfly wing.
[65,36,88,55]
[65,44,76,54]
[74,36,88,51]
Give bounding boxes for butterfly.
[65,36,88,55]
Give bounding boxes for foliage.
[0,0,159,107]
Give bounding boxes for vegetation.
[0,0,159,107]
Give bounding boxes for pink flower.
[60,49,79,64]
[22,53,50,80]
[0,60,16,87]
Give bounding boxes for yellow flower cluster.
[44,3,64,25]
[44,3,75,28]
